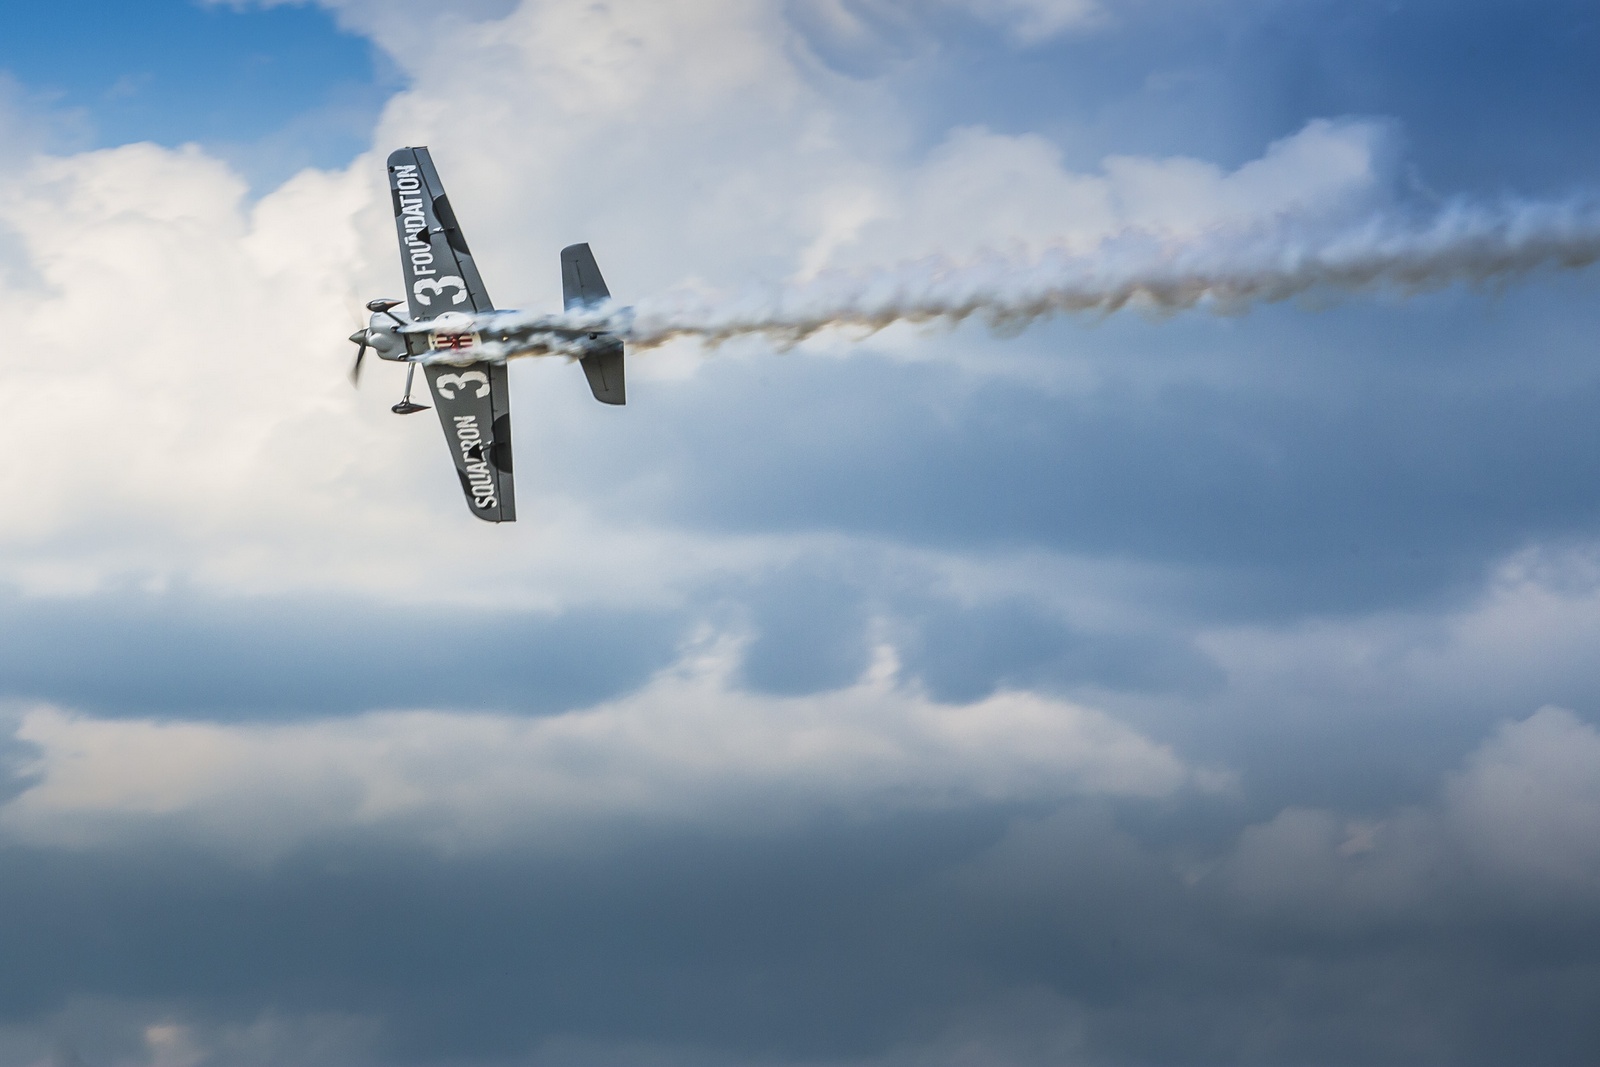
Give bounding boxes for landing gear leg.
[392,361,430,415]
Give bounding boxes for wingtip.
[385,145,428,168]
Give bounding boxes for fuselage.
[363,306,627,367]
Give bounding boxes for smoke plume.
[612,197,1600,350]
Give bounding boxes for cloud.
[0,588,685,718]
[3,1,1600,1062]
[1213,706,1600,930]
[1445,706,1600,897]
[942,0,1108,42]
[787,0,1110,52]
[0,639,1208,855]
[0,0,1459,620]
[0,697,1597,1065]
[0,1002,385,1067]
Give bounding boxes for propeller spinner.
[347,299,429,414]
[347,298,409,389]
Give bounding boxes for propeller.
[341,293,375,387]
[348,328,370,385]
[343,296,411,393]
[344,299,404,387]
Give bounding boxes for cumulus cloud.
[791,0,1109,48]
[942,0,1107,42]
[0,1003,385,1067]
[1445,706,1600,896]
[0,0,1505,615]
[1213,706,1600,926]
[0,640,1208,855]
[4,1,1600,1064]
[813,118,1396,270]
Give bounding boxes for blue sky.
[0,0,391,184]
[2,1,1600,1065]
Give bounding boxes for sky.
[2,0,1600,1064]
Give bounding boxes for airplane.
[347,146,629,522]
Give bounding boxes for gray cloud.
[568,291,1600,621]
[0,704,1596,1067]
[1,0,1599,1063]
[0,589,685,719]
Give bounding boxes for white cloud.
[787,0,1110,48]
[1218,805,1441,924]
[942,0,1108,42]
[817,118,1393,269]
[0,640,1207,856]
[1193,543,1600,758]
[1444,705,1600,894]
[0,0,1407,613]
[1213,704,1600,922]
[0,1001,385,1067]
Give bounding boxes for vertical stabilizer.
[562,243,626,405]
[561,243,611,309]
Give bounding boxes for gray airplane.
[348,146,627,522]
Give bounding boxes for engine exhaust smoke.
[614,198,1600,350]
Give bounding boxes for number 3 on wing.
[435,371,490,399]
[414,275,468,306]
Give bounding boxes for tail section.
[579,342,625,405]
[561,243,625,406]
[561,243,611,310]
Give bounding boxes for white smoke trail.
[613,197,1600,350]
[417,195,1600,367]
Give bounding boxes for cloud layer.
[1,0,1600,1064]
[0,641,1204,855]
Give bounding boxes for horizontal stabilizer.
[561,243,611,310]
[581,342,626,405]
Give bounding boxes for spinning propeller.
[348,297,404,385]
[345,298,430,413]
[348,327,370,385]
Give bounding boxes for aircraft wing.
[387,146,515,522]
[421,361,515,523]
[388,146,494,318]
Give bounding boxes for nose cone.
[365,320,402,356]
[362,306,412,359]
[348,330,368,345]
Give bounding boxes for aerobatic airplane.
[347,146,628,522]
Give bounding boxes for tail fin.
[561,243,610,309]
[561,243,625,405]
[580,341,625,405]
